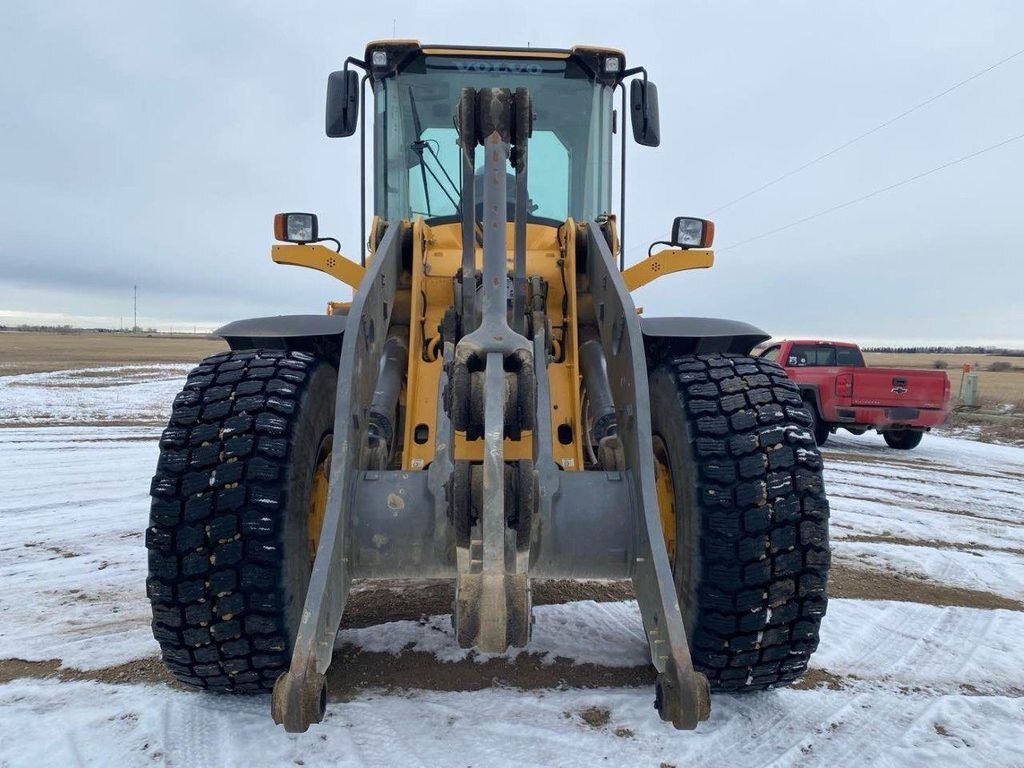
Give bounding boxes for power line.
[717,129,1024,253]
[709,45,1024,215]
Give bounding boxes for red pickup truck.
[758,340,952,449]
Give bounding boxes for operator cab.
[326,42,661,235]
[370,44,619,226]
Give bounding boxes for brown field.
[0,331,227,376]
[863,352,1024,407]
[3,333,1022,407]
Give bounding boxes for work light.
[670,217,714,249]
[274,212,319,244]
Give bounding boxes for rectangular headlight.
[670,217,714,249]
[274,212,319,244]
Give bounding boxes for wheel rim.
[652,436,677,566]
[307,434,333,563]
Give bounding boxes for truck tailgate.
[851,368,948,410]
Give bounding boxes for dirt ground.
[3,567,1017,693]
[0,331,226,375]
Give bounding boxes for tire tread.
[657,353,830,691]
[146,349,323,693]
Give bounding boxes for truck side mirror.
[326,70,360,138]
[630,79,660,147]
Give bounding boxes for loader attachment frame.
[449,90,536,653]
[584,224,710,727]
[271,221,403,731]
[270,216,711,731]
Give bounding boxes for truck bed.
[851,367,948,411]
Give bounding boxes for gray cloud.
[1,0,1022,344]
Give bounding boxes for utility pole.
[133,285,138,333]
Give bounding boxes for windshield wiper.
[412,140,461,211]
[408,88,461,214]
[408,88,433,215]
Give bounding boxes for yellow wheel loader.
[146,41,831,733]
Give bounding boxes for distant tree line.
[0,323,77,332]
[864,345,1024,357]
[0,324,160,333]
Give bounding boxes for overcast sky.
[2,1,1022,345]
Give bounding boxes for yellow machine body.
[271,227,714,472]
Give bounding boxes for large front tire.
[146,349,336,692]
[649,353,830,691]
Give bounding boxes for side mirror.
[326,70,360,138]
[630,79,660,147]
[670,217,714,249]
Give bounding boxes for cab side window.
[835,346,865,367]
[787,345,836,367]
[760,345,781,362]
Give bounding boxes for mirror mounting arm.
[615,66,651,270]
[620,66,650,117]
[618,82,626,270]
[358,71,368,265]
[343,56,367,76]
[346,57,369,266]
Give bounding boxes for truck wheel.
[805,399,830,446]
[649,354,830,691]
[146,349,336,692]
[883,429,923,450]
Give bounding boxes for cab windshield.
[373,54,614,225]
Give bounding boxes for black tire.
[883,429,924,450]
[805,399,830,446]
[648,353,830,692]
[146,349,336,692]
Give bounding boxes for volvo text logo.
[454,61,544,75]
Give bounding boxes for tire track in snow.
[342,697,448,768]
[811,601,1024,695]
[162,693,271,768]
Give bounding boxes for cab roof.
[362,40,627,84]
[777,340,861,348]
[365,40,624,58]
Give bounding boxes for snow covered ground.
[825,431,1024,605]
[0,365,189,426]
[1,366,1023,767]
